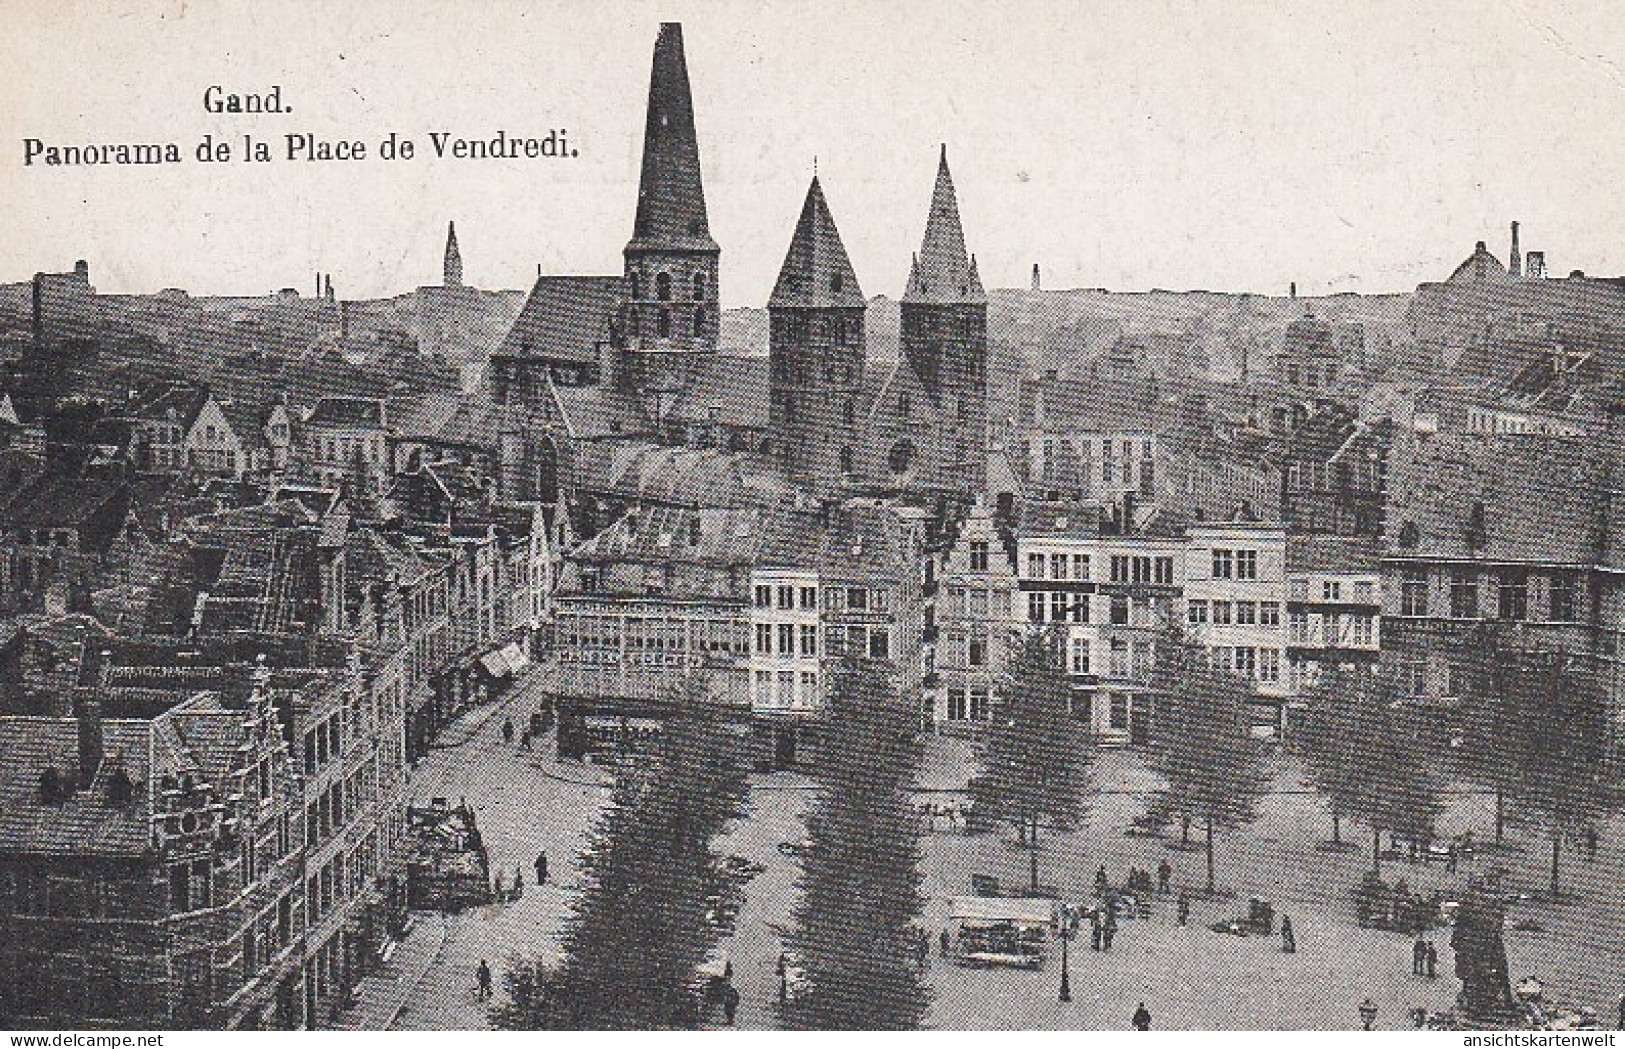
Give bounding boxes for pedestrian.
[1177,893,1190,926]
[1281,915,1296,954]
[1446,842,1458,874]
[476,959,492,1001]
[502,719,515,744]
[1090,910,1103,951]
[511,864,524,899]
[722,982,740,1025]
[1095,865,1109,896]
[1102,909,1118,951]
[1412,938,1426,976]
[493,868,507,902]
[520,729,532,750]
[940,928,951,956]
[1157,858,1172,895]
[1424,940,1437,979]
[535,851,548,885]
[1583,825,1599,861]
[1132,1002,1152,1031]
[1359,998,1378,1030]
[1616,991,1624,1030]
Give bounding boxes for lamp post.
[1059,918,1072,1003]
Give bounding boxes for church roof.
[496,275,626,366]
[903,146,985,306]
[768,177,866,309]
[626,23,718,254]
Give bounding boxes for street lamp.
[1059,918,1072,1003]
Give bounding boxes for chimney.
[77,650,112,789]
[1526,251,1546,279]
[1031,264,1041,292]
[1509,221,1522,278]
[316,272,322,298]
[1289,281,1297,300]
[324,274,335,301]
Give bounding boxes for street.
[342,689,1625,1030]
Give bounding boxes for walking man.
[1359,998,1378,1030]
[1157,858,1172,895]
[1095,865,1109,897]
[502,719,515,744]
[721,982,740,1026]
[534,851,548,885]
[1132,1002,1152,1031]
[1090,910,1103,951]
[940,928,951,956]
[1281,915,1296,954]
[1102,908,1118,951]
[1412,937,1427,976]
[476,959,492,1001]
[1177,893,1190,926]
[1424,941,1437,979]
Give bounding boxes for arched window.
[657,308,671,337]
[831,271,843,292]
[656,272,672,301]
[839,446,854,475]
[629,272,641,300]
[693,271,707,300]
[694,305,707,333]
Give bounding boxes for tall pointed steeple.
[769,176,865,309]
[443,221,463,288]
[628,23,716,253]
[904,144,985,305]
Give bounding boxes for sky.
[2,0,1624,305]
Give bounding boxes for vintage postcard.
[2,0,1624,1036]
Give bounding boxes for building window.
[868,629,890,659]
[1212,549,1234,579]
[969,636,987,666]
[1110,556,1130,583]
[1259,602,1280,627]
[1232,646,1257,674]
[1322,580,1342,601]
[1400,567,1429,616]
[776,585,795,609]
[1050,554,1068,581]
[1235,601,1257,625]
[1258,648,1280,683]
[1109,639,1130,677]
[1188,599,1208,625]
[1050,591,1069,623]
[1109,693,1129,730]
[1026,554,1045,579]
[799,624,818,657]
[657,308,671,336]
[1212,601,1232,626]
[969,687,991,721]
[948,689,967,720]
[799,586,818,610]
[1072,554,1090,580]
[1450,571,1478,619]
[1110,595,1129,625]
[656,272,672,301]
[1236,550,1258,580]
[1498,569,1528,621]
[1354,581,1374,603]
[1069,638,1090,674]
[693,271,707,300]
[1288,610,1309,643]
[755,624,773,654]
[1028,592,1046,623]
[847,588,868,610]
[777,624,795,655]
[1549,572,1577,621]
[969,541,990,572]
[1351,614,1374,646]
[1155,557,1175,585]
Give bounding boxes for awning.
[500,642,529,672]
[479,649,512,677]
[948,896,1056,926]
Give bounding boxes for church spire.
[769,176,865,309]
[627,23,716,253]
[904,144,984,305]
[443,221,463,288]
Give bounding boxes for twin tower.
[627,23,989,493]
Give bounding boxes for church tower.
[768,176,867,491]
[443,221,463,288]
[901,145,988,485]
[619,22,720,401]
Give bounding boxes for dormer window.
[831,271,843,293]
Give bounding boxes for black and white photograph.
[2,0,1625,1035]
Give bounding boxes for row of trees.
[492,682,750,1029]
[972,626,1625,902]
[781,659,931,1029]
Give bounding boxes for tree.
[1476,650,1625,899]
[1145,628,1270,895]
[782,658,929,1030]
[1299,663,1443,873]
[969,628,1094,891]
[492,682,750,1029]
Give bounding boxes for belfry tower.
[901,145,988,485]
[768,176,867,490]
[618,22,720,401]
